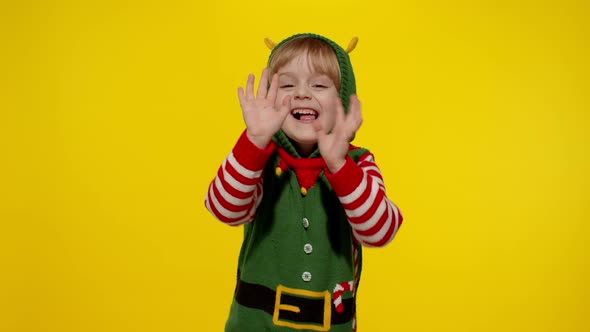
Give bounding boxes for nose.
[293,85,311,100]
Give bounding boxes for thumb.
[278,96,291,120]
[313,120,326,139]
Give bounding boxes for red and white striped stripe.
[329,153,403,247]
[352,244,359,294]
[205,151,265,226]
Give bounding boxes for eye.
[280,84,294,88]
[313,84,327,88]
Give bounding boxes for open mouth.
[291,108,318,121]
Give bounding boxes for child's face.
[275,52,340,155]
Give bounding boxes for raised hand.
[238,68,291,149]
[315,95,363,173]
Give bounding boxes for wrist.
[234,130,276,171]
[324,156,364,197]
[325,158,346,174]
[246,130,272,149]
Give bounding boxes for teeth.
[292,108,318,115]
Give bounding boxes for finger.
[348,94,362,124]
[334,97,346,127]
[266,73,279,103]
[349,95,361,115]
[349,94,359,112]
[237,87,246,108]
[257,68,269,98]
[313,120,326,139]
[245,74,255,100]
[347,94,363,133]
[277,95,292,120]
[354,95,363,128]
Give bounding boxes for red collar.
[276,147,326,195]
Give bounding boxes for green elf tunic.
[205,33,403,331]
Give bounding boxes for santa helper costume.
[205,33,403,332]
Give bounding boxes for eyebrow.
[278,72,296,78]
[278,72,331,80]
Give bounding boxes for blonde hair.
[268,36,341,90]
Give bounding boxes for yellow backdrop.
[1,0,588,331]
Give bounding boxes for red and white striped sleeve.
[325,151,403,247]
[204,130,275,226]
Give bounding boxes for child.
[205,33,403,332]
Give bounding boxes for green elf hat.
[265,33,359,114]
[265,33,359,158]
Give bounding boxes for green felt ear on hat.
[266,33,357,114]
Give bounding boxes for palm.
[238,68,290,148]
[316,95,363,173]
[241,96,280,133]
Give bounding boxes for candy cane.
[333,281,354,313]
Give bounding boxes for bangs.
[268,37,341,90]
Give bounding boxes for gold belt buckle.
[272,284,331,331]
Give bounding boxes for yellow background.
[1,0,588,331]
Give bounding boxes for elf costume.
[205,33,403,331]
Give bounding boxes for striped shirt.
[205,131,403,247]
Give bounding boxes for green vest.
[225,147,369,332]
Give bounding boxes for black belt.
[235,279,355,327]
